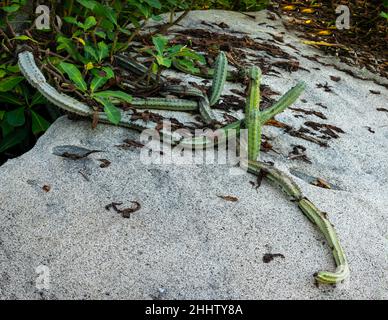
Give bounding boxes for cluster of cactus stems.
[18,49,349,285]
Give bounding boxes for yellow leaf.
[282,5,296,11]
[302,40,342,47]
[301,8,315,14]
[85,62,94,70]
[305,19,312,24]
[73,37,85,46]
[317,30,332,36]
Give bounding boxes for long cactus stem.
[171,58,237,81]
[248,160,349,285]
[298,199,350,284]
[261,81,306,124]
[248,160,303,201]
[198,95,218,124]
[245,66,262,161]
[209,51,228,106]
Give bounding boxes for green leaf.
[93,90,132,103]
[0,76,24,92]
[177,59,199,73]
[56,36,84,62]
[100,6,117,26]
[380,11,388,19]
[0,128,28,153]
[95,31,106,39]
[30,92,46,106]
[144,0,161,9]
[94,97,121,124]
[76,0,98,10]
[84,45,99,62]
[151,62,158,74]
[83,16,97,30]
[0,111,5,120]
[0,120,13,137]
[90,67,114,92]
[0,92,23,105]
[156,56,172,68]
[59,62,88,92]
[152,35,168,55]
[1,4,20,13]
[118,26,132,36]
[5,107,25,126]
[64,16,78,24]
[6,65,20,73]
[90,77,108,93]
[100,19,114,33]
[97,42,109,61]
[11,35,39,43]
[151,14,163,22]
[31,110,50,134]
[132,2,151,17]
[101,66,114,78]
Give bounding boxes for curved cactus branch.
[248,160,349,285]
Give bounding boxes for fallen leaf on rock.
[105,201,141,218]
[217,195,239,202]
[330,75,341,82]
[365,126,375,133]
[263,253,285,263]
[216,22,229,29]
[311,178,331,189]
[98,159,111,168]
[265,119,291,129]
[52,145,102,160]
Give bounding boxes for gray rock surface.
[1,10,388,300]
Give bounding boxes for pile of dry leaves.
[270,0,388,78]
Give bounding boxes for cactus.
[248,160,349,285]
[18,48,349,285]
[244,66,262,161]
[209,51,228,106]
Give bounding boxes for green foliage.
[381,0,388,19]
[146,35,206,75]
[0,0,26,13]
[0,62,53,157]
[58,62,132,124]
[193,0,269,11]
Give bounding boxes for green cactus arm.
[298,198,350,284]
[247,110,262,161]
[247,160,303,201]
[209,51,228,106]
[179,120,242,149]
[119,97,198,111]
[244,66,262,117]
[244,66,262,161]
[261,81,306,124]
[171,58,240,81]
[198,96,218,124]
[248,160,349,285]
